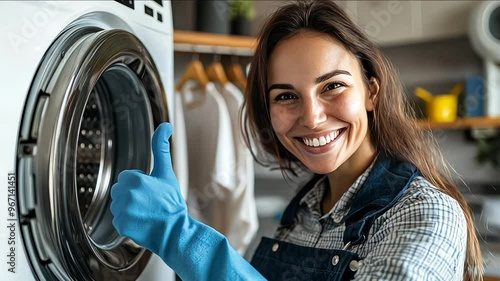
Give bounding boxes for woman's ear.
[366,77,379,111]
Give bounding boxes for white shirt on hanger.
[217,82,258,255]
[180,80,237,239]
[171,91,189,200]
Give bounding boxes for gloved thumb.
[150,122,174,179]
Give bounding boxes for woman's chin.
[306,163,338,175]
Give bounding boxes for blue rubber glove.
[110,123,265,281]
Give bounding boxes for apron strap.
[343,152,419,246]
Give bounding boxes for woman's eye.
[325,82,344,91]
[274,93,297,101]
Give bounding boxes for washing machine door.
[17,20,169,281]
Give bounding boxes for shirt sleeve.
[354,180,467,281]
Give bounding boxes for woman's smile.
[299,127,347,147]
[295,127,347,157]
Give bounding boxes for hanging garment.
[180,80,237,238]
[171,91,189,200]
[217,82,258,254]
[174,59,211,200]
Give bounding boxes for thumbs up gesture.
[110,122,187,255]
[111,123,266,281]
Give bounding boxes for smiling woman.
[242,1,483,280]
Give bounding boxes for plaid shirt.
[275,161,467,280]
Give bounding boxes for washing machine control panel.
[114,0,166,23]
[115,0,134,10]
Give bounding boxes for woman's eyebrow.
[267,83,294,93]
[315,69,351,84]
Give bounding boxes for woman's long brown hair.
[241,1,482,280]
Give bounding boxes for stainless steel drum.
[17,15,168,281]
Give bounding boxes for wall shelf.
[173,30,257,56]
[416,117,500,129]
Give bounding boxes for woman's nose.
[299,99,327,129]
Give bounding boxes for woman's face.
[267,31,378,174]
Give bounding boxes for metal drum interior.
[76,65,154,251]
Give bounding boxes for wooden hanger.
[225,63,247,90]
[175,60,210,91]
[206,61,229,86]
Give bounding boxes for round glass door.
[17,15,169,281]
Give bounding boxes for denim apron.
[250,153,419,281]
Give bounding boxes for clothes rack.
[174,43,254,57]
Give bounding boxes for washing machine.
[0,1,176,280]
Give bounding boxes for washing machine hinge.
[20,209,36,224]
[18,142,37,157]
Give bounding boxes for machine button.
[144,5,153,17]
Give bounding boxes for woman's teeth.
[302,130,342,147]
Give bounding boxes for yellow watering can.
[415,84,463,123]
